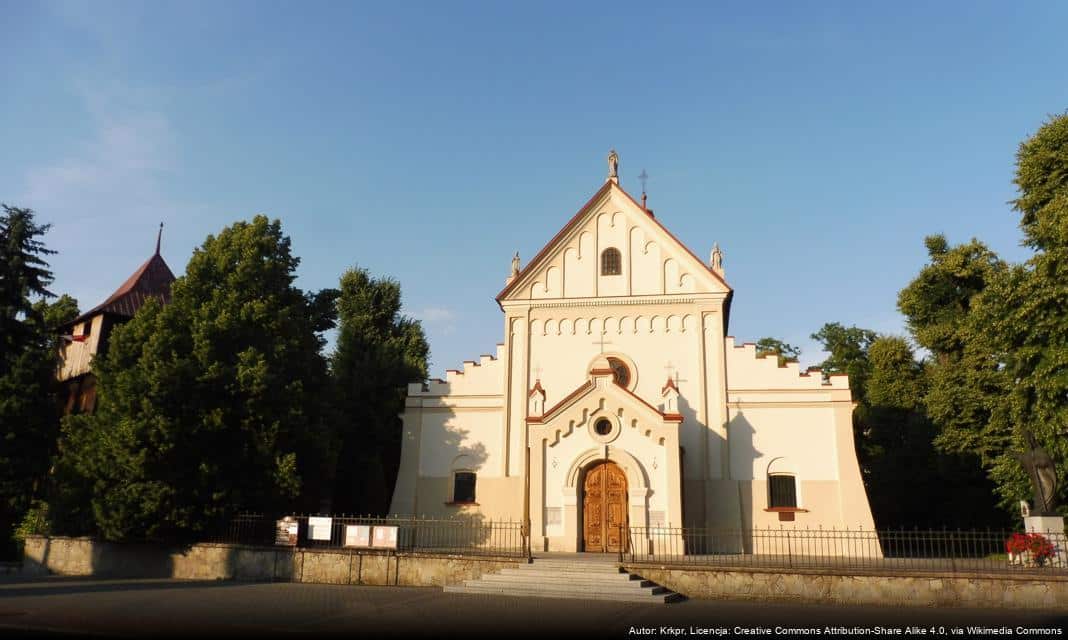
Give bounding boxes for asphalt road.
[0,576,1064,639]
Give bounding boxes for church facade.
[389,159,875,553]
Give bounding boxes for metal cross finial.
[533,364,543,380]
[592,333,613,354]
[155,222,163,256]
[664,361,687,386]
[639,169,648,193]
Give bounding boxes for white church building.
[389,154,876,553]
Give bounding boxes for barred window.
[453,471,476,504]
[768,474,797,508]
[601,248,621,275]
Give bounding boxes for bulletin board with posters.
[371,526,398,549]
[274,517,298,547]
[344,525,371,548]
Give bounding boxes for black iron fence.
[206,516,1066,574]
[625,526,1068,574]
[208,514,526,558]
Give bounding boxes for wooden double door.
[582,461,629,553]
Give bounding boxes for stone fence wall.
[625,564,1068,610]
[20,536,1068,609]
[22,535,520,587]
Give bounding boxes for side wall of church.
[724,338,876,531]
[389,345,523,521]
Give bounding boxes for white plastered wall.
[389,345,523,520]
[724,337,877,534]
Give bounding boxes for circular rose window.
[594,418,613,436]
[607,357,630,387]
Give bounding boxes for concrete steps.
[443,557,682,603]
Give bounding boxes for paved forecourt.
[0,576,1065,638]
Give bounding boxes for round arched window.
[607,357,630,387]
[600,248,621,275]
[594,418,613,436]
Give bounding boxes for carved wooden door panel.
[583,461,628,553]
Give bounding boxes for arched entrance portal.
[582,460,629,553]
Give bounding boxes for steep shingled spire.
[155,222,163,256]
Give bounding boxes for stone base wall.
[625,565,1068,610]
[22,536,519,587]
[22,537,1068,610]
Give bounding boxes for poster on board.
[274,517,298,546]
[344,525,371,548]
[308,516,333,541]
[371,525,398,549]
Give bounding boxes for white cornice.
[501,293,728,311]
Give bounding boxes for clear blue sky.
[3,1,1066,374]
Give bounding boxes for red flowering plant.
[1005,532,1056,566]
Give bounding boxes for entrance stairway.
[443,554,682,603]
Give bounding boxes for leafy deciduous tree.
[754,337,801,367]
[330,267,428,515]
[55,216,337,541]
[812,323,1006,527]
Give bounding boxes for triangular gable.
[497,181,730,305]
[527,375,681,426]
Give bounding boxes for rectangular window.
[453,472,476,504]
[768,475,797,508]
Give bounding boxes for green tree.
[754,337,801,367]
[330,267,428,514]
[55,216,338,541]
[812,321,1007,527]
[811,323,879,472]
[0,205,77,557]
[862,336,934,526]
[0,205,55,356]
[987,112,1068,512]
[895,114,1068,516]
[864,336,1005,527]
[897,235,1014,510]
[811,323,878,399]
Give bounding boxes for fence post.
[785,526,793,569]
